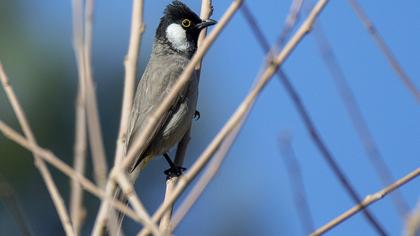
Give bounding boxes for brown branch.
[347,0,420,102]
[311,167,420,235]
[138,1,330,235]
[278,133,314,234]
[313,23,409,217]
[0,64,75,235]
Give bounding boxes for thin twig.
[93,0,145,234]
[0,174,33,236]
[311,167,420,236]
[0,121,143,223]
[313,24,409,217]
[138,1,329,235]
[70,0,88,233]
[278,133,314,234]
[82,0,109,188]
[69,86,88,234]
[0,64,75,235]
[241,4,387,234]
[346,0,420,102]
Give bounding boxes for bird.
[125,1,216,183]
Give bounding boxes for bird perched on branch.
[125,1,216,181]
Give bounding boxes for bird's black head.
[156,1,216,56]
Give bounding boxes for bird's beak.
[194,19,217,30]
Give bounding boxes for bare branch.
[311,168,420,235]
[347,0,420,102]
[0,64,75,235]
[83,0,109,188]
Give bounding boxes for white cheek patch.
[166,23,189,51]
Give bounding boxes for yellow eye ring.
[182,19,191,28]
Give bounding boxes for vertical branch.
[69,88,87,234]
[83,0,109,188]
[0,65,75,235]
[70,0,88,233]
[278,132,314,234]
[313,24,409,217]
[347,0,420,102]
[114,0,145,166]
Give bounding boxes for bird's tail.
[109,155,154,235]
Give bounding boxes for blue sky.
[1,0,419,235]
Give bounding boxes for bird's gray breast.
[125,49,198,158]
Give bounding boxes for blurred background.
[0,0,419,235]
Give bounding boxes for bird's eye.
[181,19,191,28]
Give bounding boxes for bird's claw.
[194,110,200,120]
[164,166,187,179]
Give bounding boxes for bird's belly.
[148,99,194,155]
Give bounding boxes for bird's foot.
[164,166,187,179]
[194,110,200,120]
